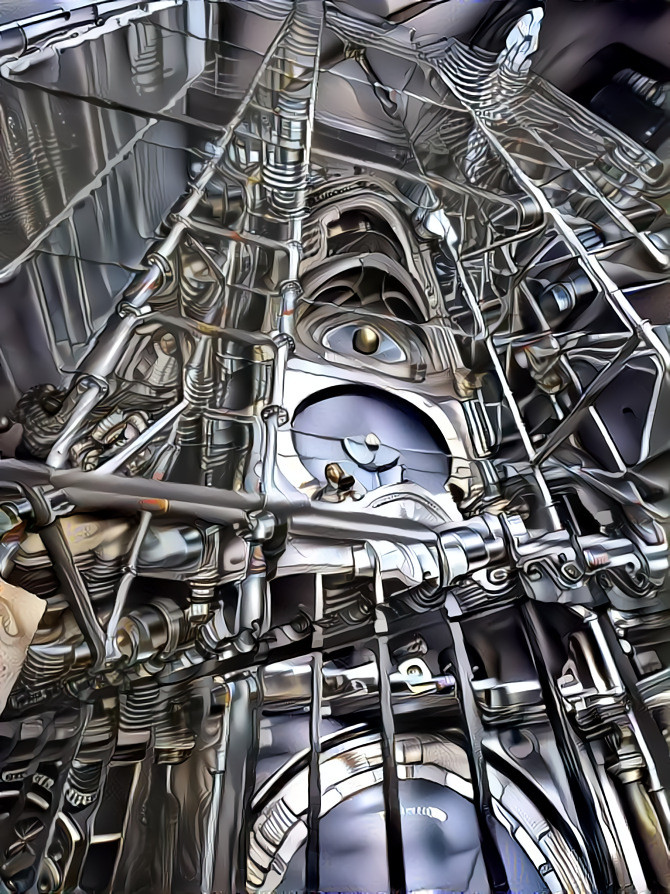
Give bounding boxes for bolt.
[562,562,581,582]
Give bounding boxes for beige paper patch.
[0,579,46,714]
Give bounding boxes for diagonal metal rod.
[532,334,640,467]
[39,520,106,667]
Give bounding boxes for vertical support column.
[211,673,260,894]
[201,687,231,894]
[369,549,406,894]
[305,572,324,893]
[522,601,615,893]
[448,618,511,894]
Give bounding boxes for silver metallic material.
[0,1,669,892]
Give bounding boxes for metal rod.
[305,575,324,893]
[521,601,615,892]
[369,549,406,894]
[448,618,511,894]
[39,520,106,667]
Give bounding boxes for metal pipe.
[46,379,107,469]
[39,521,106,667]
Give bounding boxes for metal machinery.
[0,0,669,891]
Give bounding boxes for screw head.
[562,562,580,582]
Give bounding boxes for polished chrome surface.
[0,1,669,892]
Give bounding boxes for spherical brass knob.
[352,326,379,355]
